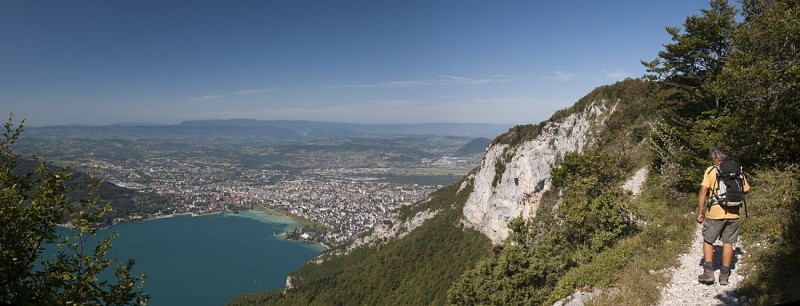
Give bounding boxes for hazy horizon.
[2,1,713,127]
[25,118,515,128]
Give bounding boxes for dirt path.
[658,224,750,306]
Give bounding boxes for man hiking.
[696,146,750,285]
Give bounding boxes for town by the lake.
[17,126,488,247]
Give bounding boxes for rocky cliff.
[346,206,440,251]
[461,100,617,244]
[227,80,659,306]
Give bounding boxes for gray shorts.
[702,218,740,244]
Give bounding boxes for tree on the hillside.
[0,116,148,305]
[646,0,800,176]
[710,0,800,166]
[643,0,739,192]
[643,0,737,114]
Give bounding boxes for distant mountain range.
[453,137,492,156]
[178,119,511,138]
[32,120,511,140]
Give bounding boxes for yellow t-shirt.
[701,165,751,219]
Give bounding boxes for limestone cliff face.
[347,206,439,251]
[461,101,616,244]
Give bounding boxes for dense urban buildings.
[18,128,485,247]
[84,151,473,246]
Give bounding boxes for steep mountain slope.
[463,78,653,244]
[453,137,491,157]
[462,99,615,244]
[230,183,494,305]
[227,79,655,305]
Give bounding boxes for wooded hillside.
[229,1,800,304]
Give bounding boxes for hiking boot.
[719,271,730,286]
[698,269,715,284]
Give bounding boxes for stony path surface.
[658,224,750,306]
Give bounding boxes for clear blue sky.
[1,0,714,127]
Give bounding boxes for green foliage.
[10,157,175,226]
[646,0,800,176]
[447,232,571,305]
[649,119,709,194]
[550,178,696,306]
[491,147,513,188]
[642,0,737,110]
[227,182,493,306]
[491,79,656,189]
[0,117,148,305]
[616,1,800,303]
[737,166,800,305]
[710,0,800,167]
[591,79,656,155]
[235,1,800,302]
[643,0,738,193]
[492,79,653,153]
[491,123,545,147]
[492,156,506,188]
[552,151,634,255]
[447,150,634,305]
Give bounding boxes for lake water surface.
[60,211,323,305]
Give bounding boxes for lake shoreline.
[233,209,329,251]
[61,206,329,252]
[137,209,328,251]
[53,209,324,306]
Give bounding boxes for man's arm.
[697,186,708,224]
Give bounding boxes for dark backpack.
[713,159,746,208]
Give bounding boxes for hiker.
[696,146,750,285]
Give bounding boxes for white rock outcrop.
[622,167,649,198]
[284,276,294,294]
[462,102,614,244]
[552,288,620,306]
[347,207,440,251]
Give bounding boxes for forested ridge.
[13,157,174,226]
[229,0,799,305]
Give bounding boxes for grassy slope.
[575,168,800,306]
[735,168,800,305]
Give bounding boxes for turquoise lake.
[56,211,323,305]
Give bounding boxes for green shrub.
[448,149,634,305]
[737,166,800,305]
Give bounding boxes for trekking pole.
[744,199,748,218]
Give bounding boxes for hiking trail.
[657,223,749,306]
